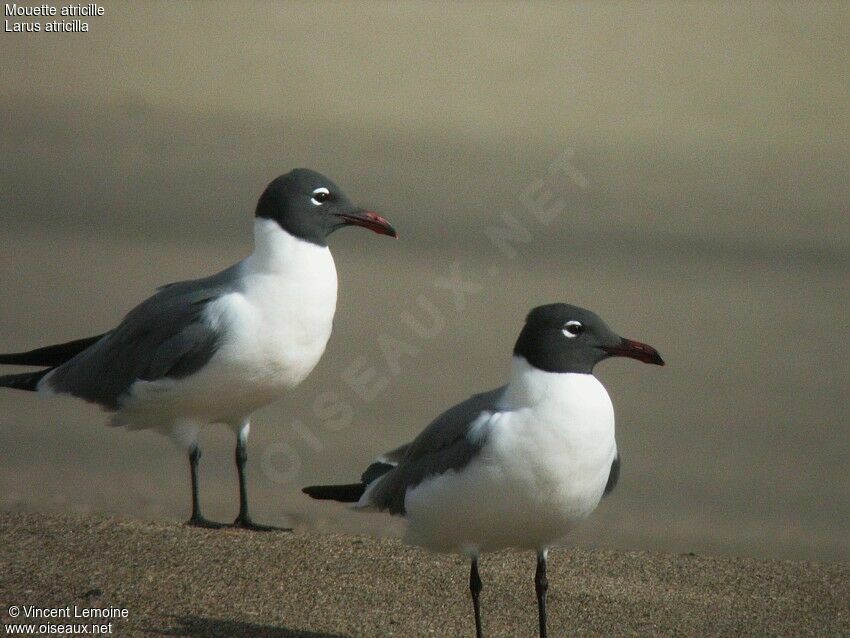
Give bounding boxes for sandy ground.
[1,512,847,637]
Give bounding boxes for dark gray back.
[46,264,242,410]
[365,386,506,515]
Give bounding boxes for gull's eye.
[311,187,331,205]
[562,320,584,338]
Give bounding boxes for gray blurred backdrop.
[1,2,847,562]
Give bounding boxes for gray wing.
[44,264,241,410]
[377,442,410,465]
[364,385,506,515]
[603,453,620,496]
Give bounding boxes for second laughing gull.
[304,303,663,637]
[0,169,396,530]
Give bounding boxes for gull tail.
[0,369,52,392]
[302,460,396,503]
[0,334,105,367]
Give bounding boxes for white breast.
[117,220,338,427]
[207,220,338,400]
[404,358,617,554]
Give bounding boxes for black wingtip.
[0,334,105,367]
[0,369,51,392]
[302,483,366,503]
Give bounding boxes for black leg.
[231,433,290,532]
[470,558,483,638]
[235,435,251,522]
[186,445,222,529]
[535,551,548,638]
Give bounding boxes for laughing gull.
[0,168,396,530]
[304,303,663,637]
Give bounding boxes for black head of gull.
[514,303,664,374]
[255,168,397,246]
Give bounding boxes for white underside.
[401,359,616,554]
[106,219,338,444]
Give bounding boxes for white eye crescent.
[311,187,330,205]
[562,320,584,338]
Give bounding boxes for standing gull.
[0,168,396,530]
[304,303,663,636]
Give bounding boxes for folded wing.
[42,266,240,410]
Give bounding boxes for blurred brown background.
[1,2,847,562]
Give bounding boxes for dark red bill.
[336,210,397,237]
[602,338,664,366]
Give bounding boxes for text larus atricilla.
[0,168,396,530]
[304,303,663,637]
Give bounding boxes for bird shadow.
[151,615,347,638]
